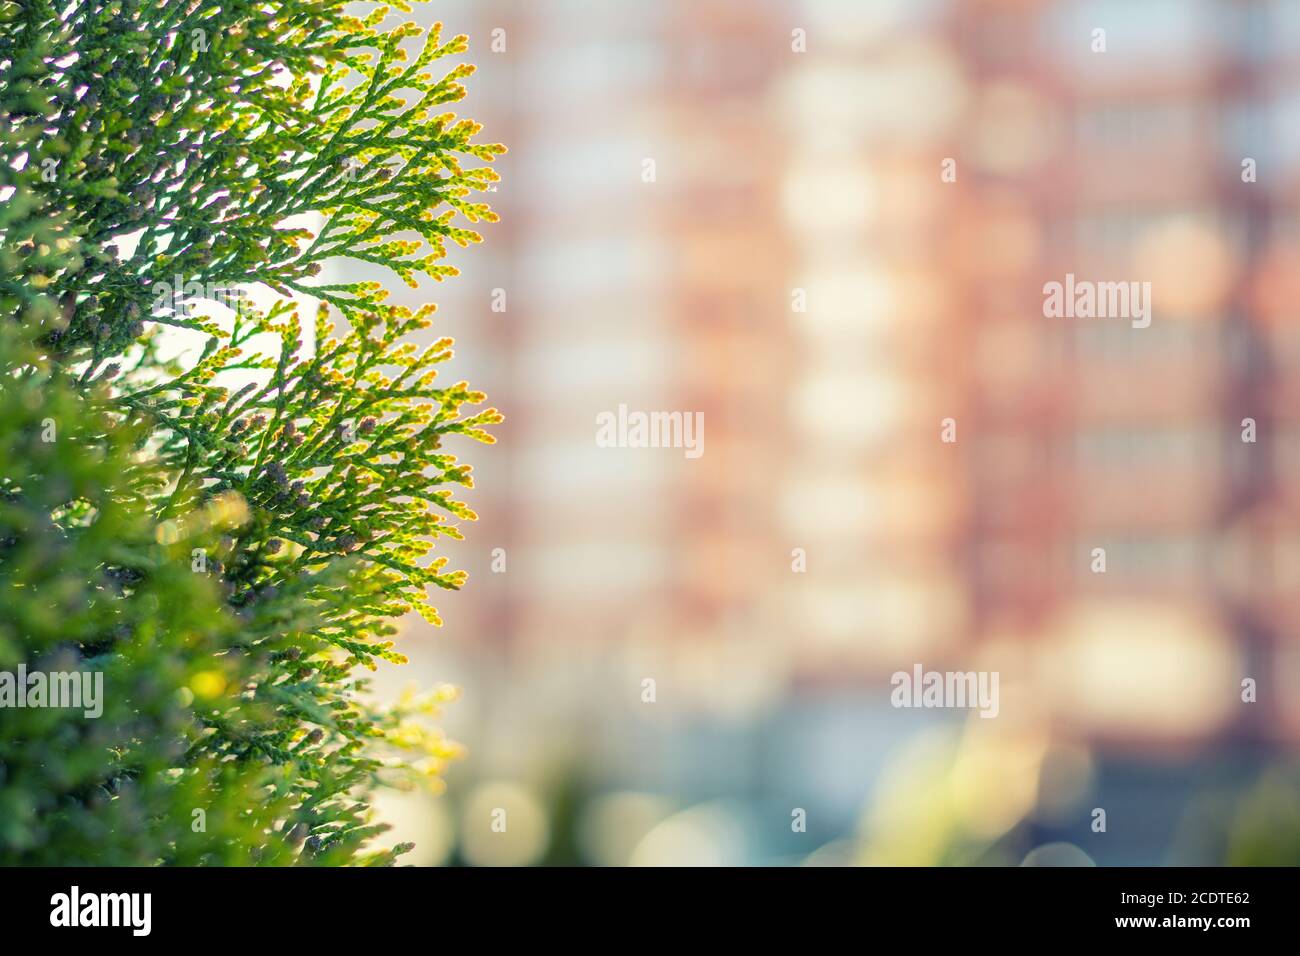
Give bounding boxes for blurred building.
[364,0,1300,866]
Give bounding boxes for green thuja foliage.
[0,0,502,864]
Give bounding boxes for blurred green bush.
[0,0,501,864]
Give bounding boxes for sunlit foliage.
[0,0,501,864]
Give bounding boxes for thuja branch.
[0,0,502,865]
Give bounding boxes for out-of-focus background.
[362,0,1300,865]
